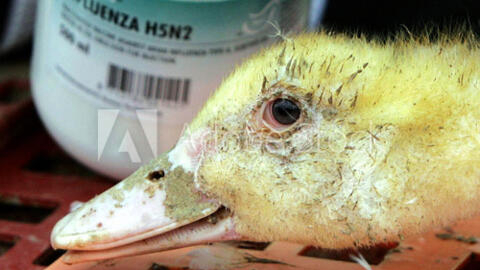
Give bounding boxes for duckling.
[51,31,480,264]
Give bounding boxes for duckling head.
[51,32,480,263]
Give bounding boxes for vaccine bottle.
[31,0,319,179]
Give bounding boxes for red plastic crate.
[0,80,113,270]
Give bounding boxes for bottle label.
[48,0,310,123]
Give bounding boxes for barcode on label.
[106,64,190,104]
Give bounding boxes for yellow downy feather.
[185,31,480,248]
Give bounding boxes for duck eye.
[261,98,301,131]
[271,98,301,125]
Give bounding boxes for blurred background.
[2,0,480,97]
[0,0,480,269]
[3,0,480,57]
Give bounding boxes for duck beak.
[51,137,240,264]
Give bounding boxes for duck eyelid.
[260,97,304,133]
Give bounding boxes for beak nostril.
[146,170,165,181]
